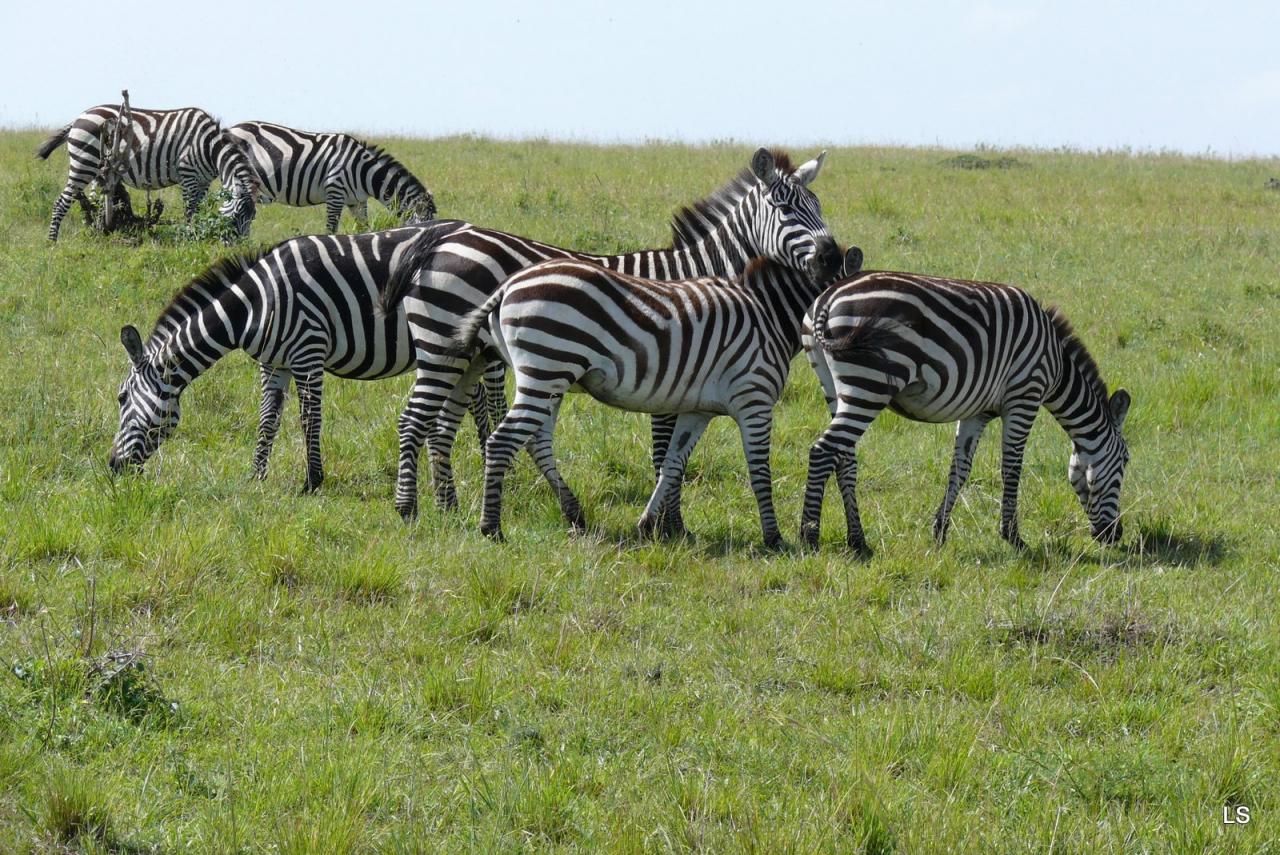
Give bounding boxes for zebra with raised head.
[108,222,468,488]
[800,251,1132,554]
[447,245,841,546]
[376,147,834,523]
[37,104,258,241]
[225,121,437,232]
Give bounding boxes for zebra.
[446,247,841,546]
[376,147,834,523]
[225,121,437,232]
[108,222,470,488]
[37,104,258,241]
[800,250,1132,554]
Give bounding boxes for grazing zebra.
[801,252,1132,554]
[225,121,437,232]
[37,104,258,241]
[108,222,468,488]
[376,147,834,523]
[448,249,840,546]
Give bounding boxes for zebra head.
[216,132,258,237]
[748,148,840,278]
[108,325,182,474]
[1068,389,1132,543]
[398,185,437,224]
[218,184,257,238]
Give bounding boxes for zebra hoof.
[301,474,323,494]
[847,537,874,559]
[636,514,658,538]
[799,520,820,550]
[397,503,418,523]
[932,517,949,546]
[250,469,268,482]
[762,533,786,552]
[480,523,505,542]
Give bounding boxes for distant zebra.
[801,254,1132,554]
[449,248,840,546]
[226,121,437,232]
[376,148,834,523]
[37,105,258,241]
[108,223,469,488]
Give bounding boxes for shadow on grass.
[1127,520,1231,567]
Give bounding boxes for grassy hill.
[1,131,1278,852]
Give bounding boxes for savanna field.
[1,131,1278,852]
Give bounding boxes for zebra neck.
[1044,352,1114,451]
[603,219,758,278]
[752,269,824,352]
[149,298,241,388]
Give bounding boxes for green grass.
[2,131,1279,852]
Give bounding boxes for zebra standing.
[225,121,437,232]
[448,248,841,546]
[801,254,1132,554]
[376,148,834,523]
[108,223,468,488]
[38,104,258,241]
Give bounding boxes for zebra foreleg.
[347,199,369,231]
[252,365,292,480]
[736,408,784,550]
[294,368,325,493]
[932,414,993,545]
[178,162,209,220]
[639,412,711,540]
[997,403,1039,550]
[481,387,568,540]
[648,414,687,536]
[324,184,346,233]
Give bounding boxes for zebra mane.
[151,250,270,343]
[667,149,796,249]
[360,141,425,189]
[1048,306,1109,403]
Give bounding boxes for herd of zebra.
[39,102,1132,553]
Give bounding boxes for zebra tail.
[811,301,897,360]
[376,223,455,317]
[35,124,71,159]
[442,289,505,359]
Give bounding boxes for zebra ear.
[751,148,777,184]
[793,150,827,187]
[1108,389,1131,428]
[120,325,146,369]
[843,246,864,277]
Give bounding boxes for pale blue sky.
[3,0,1278,156]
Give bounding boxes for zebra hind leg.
[524,396,586,531]
[932,414,992,545]
[481,386,571,540]
[639,412,711,540]
[252,365,292,480]
[801,398,889,556]
[294,369,325,493]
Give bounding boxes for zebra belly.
[575,368,728,415]
[889,380,1003,424]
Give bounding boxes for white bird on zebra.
[375,147,835,523]
[801,248,1132,554]
[37,104,258,241]
[446,243,844,547]
[225,121,436,232]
